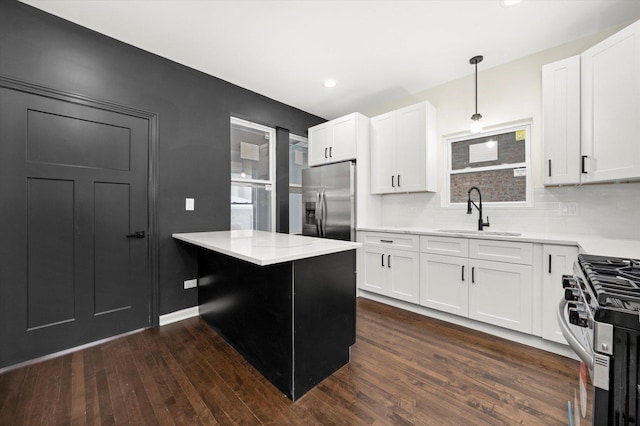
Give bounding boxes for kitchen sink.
[436,229,522,236]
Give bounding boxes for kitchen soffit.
[18,0,640,120]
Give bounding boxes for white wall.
[362,26,640,242]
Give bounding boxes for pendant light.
[470,55,483,134]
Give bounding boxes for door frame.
[0,74,160,327]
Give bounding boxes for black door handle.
[388,254,391,268]
[126,231,146,239]
[381,254,385,267]
[462,265,465,281]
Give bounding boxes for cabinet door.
[420,253,468,316]
[541,245,578,344]
[387,249,420,304]
[581,19,640,182]
[542,56,581,185]
[330,114,357,163]
[370,112,397,194]
[468,259,533,333]
[395,103,427,193]
[308,123,330,167]
[361,246,388,295]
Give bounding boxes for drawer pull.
[380,239,394,243]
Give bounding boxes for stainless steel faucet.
[467,186,490,231]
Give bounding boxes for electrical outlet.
[183,278,197,289]
[560,202,579,216]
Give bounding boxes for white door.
[361,246,388,295]
[395,103,426,193]
[308,123,330,167]
[542,56,581,185]
[581,19,640,182]
[387,250,420,304]
[330,114,357,163]
[541,245,578,344]
[420,253,468,316]
[468,259,533,334]
[370,112,397,194]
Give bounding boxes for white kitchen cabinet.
[541,245,578,344]
[419,235,533,334]
[370,101,437,194]
[308,113,368,167]
[468,259,533,334]
[581,19,640,183]
[358,232,420,304]
[420,253,468,316]
[542,55,581,185]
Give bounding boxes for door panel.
[420,253,468,316]
[320,161,353,241]
[0,87,150,368]
[26,178,76,330]
[388,250,419,304]
[362,247,387,295]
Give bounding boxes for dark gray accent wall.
[0,1,325,315]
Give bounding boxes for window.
[230,117,276,231]
[445,123,532,207]
[288,134,308,234]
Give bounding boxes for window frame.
[230,116,277,232]
[288,133,308,234]
[444,122,533,208]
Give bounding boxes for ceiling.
[18,0,640,120]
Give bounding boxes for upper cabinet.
[308,113,368,167]
[581,19,640,183]
[370,101,438,194]
[542,55,581,185]
[543,19,640,185]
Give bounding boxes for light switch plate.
[560,202,579,216]
[185,198,195,211]
[184,279,197,289]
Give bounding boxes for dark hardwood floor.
[0,298,585,425]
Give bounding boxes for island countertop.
[172,230,362,266]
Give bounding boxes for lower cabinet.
[420,253,468,316]
[541,244,578,344]
[420,236,534,334]
[468,259,533,334]
[361,244,419,304]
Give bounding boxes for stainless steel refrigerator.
[302,161,355,241]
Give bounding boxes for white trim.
[159,306,199,326]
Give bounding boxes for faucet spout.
[467,186,490,231]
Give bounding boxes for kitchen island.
[172,230,361,400]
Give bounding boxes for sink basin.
[436,229,522,237]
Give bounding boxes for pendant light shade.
[470,55,483,133]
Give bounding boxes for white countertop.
[358,226,640,259]
[173,230,362,266]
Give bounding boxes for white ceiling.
[18,0,640,120]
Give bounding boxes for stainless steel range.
[558,254,640,425]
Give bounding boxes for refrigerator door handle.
[321,188,328,237]
[315,190,321,236]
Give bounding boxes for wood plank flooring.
[0,298,587,425]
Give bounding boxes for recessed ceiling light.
[501,0,522,6]
[323,79,337,88]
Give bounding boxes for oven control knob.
[564,288,580,301]
[583,292,591,304]
[569,309,589,327]
[562,276,576,288]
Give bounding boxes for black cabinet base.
[198,249,356,400]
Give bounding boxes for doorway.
[0,77,158,368]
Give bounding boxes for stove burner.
[579,254,640,310]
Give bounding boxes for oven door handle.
[557,299,594,371]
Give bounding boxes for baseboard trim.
[159,306,199,326]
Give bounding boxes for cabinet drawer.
[420,236,469,257]
[362,232,419,252]
[469,239,533,265]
